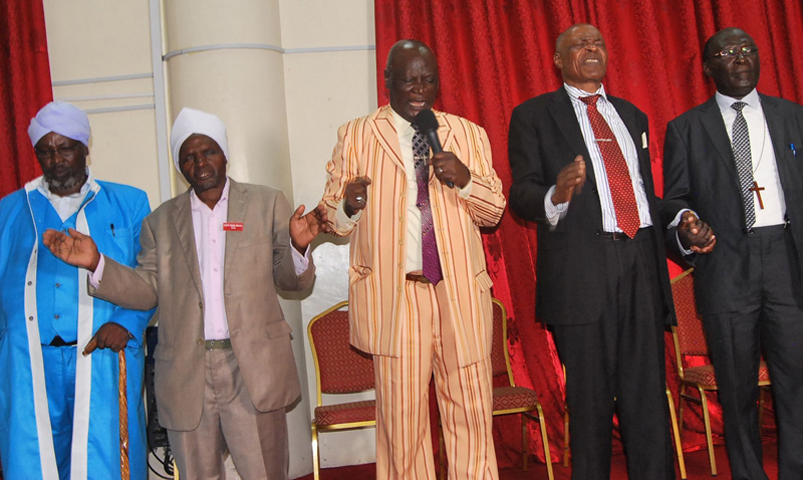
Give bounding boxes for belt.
[46,336,77,347]
[743,223,788,235]
[205,339,232,349]
[405,272,432,284]
[598,227,652,241]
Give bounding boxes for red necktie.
[580,95,640,238]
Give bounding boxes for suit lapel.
[172,191,203,298]
[760,95,793,186]
[368,106,405,172]
[548,89,596,184]
[224,179,247,287]
[700,98,740,186]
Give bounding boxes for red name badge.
[223,222,244,231]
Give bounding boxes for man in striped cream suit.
[320,40,506,479]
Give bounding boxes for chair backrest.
[490,298,516,386]
[670,269,709,357]
[307,301,375,406]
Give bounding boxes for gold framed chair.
[670,268,771,476]
[307,301,376,480]
[440,298,553,480]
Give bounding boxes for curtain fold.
[375,0,803,467]
[0,0,52,198]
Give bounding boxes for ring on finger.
[437,167,444,174]
[355,195,365,202]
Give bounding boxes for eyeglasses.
[34,144,81,160]
[713,45,759,58]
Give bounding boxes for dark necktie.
[731,101,756,228]
[412,124,443,284]
[580,94,640,238]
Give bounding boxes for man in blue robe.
[0,102,153,480]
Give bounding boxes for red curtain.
[375,0,803,467]
[0,0,52,198]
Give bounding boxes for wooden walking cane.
[83,338,130,480]
[118,349,130,480]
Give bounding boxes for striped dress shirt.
[546,83,653,232]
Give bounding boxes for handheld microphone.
[413,109,454,188]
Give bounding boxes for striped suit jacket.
[321,105,506,367]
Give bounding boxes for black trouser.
[704,225,803,480]
[553,228,675,480]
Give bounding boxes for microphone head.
[413,109,439,134]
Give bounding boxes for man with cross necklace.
[662,27,803,480]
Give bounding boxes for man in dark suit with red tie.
[508,24,676,479]
[662,27,803,480]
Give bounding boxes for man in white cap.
[44,107,322,479]
[0,101,153,479]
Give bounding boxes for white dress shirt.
[716,89,786,227]
[545,83,653,231]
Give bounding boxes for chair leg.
[311,423,320,480]
[521,414,528,471]
[698,387,717,476]
[535,405,555,480]
[677,384,686,434]
[666,388,687,480]
[563,406,570,468]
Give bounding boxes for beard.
[45,168,88,194]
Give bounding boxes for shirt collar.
[35,167,96,203]
[715,88,760,113]
[564,83,608,103]
[390,107,415,137]
[190,177,231,212]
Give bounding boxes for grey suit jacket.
[91,179,314,431]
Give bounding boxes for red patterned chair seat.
[683,360,770,387]
[314,400,376,427]
[493,386,538,412]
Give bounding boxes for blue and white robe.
[0,176,153,480]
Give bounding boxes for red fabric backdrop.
[375,0,803,467]
[0,0,52,198]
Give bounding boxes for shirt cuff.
[335,198,361,227]
[669,209,695,256]
[544,185,569,226]
[291,244,312,275]
[88,254,106,288]
[457,176,473,198]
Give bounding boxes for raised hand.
[677,211,716,254]
[344,176,372,218]
[42,228,101,271]
[551,155,586,204]
[83,322,131,355]
[290,205,323,252]
[430,152,471,188]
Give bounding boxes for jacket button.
[199,302,203,309]
[197,339,203,345]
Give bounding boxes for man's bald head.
[384,39,440,123]
[555,23,597,53]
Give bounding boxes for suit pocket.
[266,321,292,339]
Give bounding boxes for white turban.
[28,101,91,147]
[170,107,229,172]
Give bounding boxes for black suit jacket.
[509,87,674,326]
[662,94,803,314]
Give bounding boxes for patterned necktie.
[412,123,443,284]
[580,95,640,238]
[731,101,756,228]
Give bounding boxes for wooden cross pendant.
[749,181,765,209]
